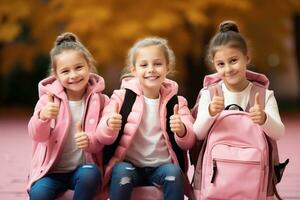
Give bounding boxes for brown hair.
[207,20,248,65]
[49,32,97,75]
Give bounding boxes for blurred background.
[1,0,300,115]
[1,0,300,199]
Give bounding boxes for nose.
[69,70,78,79]
[147,64,155,73]
[224,64,233,73]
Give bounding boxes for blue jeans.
[29,164,101,200]
[109,162,184,200]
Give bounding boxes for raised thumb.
[213,87,219,97]
[76,121,82,132]
[114,102,119,113]
[254,92,260,106]
[173,104,179,115]
[47,92,54,103]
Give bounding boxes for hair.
[207,20,248,66]
[121,36,176,79]
[49,32,97,75]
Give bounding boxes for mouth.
[144,75,160,80]
[68,79,83,85]
[225,71,238,78]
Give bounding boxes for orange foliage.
[0,0,299,75]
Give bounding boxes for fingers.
[108,103,122,131]
[75,131,89,149]
[173,104,179,115]
[209,88,224,116]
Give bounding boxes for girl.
[28,32,109,200]
[193,20,285,141]
[192,21,286,199]
[96,37,195,200]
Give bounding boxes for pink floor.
[0,116,299,200]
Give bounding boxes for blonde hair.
[49,32,97,75]
[121,37,176,79]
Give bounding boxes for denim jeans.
[109,162,184,200]
[29,164,101,200]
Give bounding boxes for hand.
[170,104,186,137]
[249,92,266,125]
[209,88,224,117]
[107,103,122,132]
[39,93,59,120]
[75,122,89,149]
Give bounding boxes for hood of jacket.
[120,76,179,100]
[38,73,106,99]
[203,70,270,88]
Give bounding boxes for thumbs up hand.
[75,122,89,149]
[209,88,224,117]
[170,104,186,137]
[249,92,266,125]
[107,103,122,132]
[39,93,59,120]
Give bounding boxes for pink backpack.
[192,70,289,200]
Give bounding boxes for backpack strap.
[102,89,136,166]
[103,90,187,172]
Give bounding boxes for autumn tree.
[0,0,299,107]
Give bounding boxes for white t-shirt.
[125,96,171,167]
[193,82,285,141]
[51,99,85,173]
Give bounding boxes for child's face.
[54,50,90,100]
[213,46,249,92]
[131,45,169,99]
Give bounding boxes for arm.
[85,94,110,153]
[93,90,125,145]
[193,89,218,140]
[261,90,285,140]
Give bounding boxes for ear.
[166,63,170,73]
[246,54,251,65]
[130,66,136,75]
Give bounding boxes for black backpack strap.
[166,95,186,172]
[102,89,136,166]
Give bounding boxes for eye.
[76,65,83,70]
[230,58,238,64]
[216,62,224,68]
[154,62,162,66]
[139,63,147,67]
[60,69,69,74]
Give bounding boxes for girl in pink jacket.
[28,32,109,200]
[97,37,195,200]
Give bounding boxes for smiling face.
[131,45,169,99]
[213,45,250,92]
[54,50,90,100]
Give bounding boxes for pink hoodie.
[95,77,196,199]
[27,73,109,192]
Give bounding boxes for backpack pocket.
[203,144,264,200]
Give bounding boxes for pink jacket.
[96,77,196,199]
[27,73,109,191]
